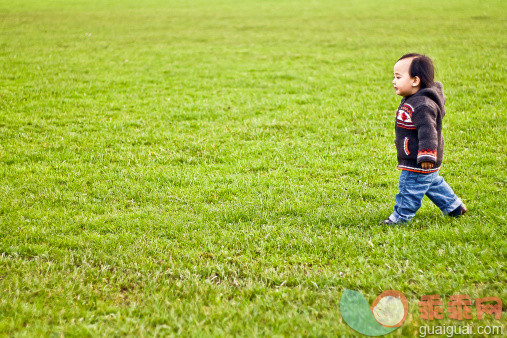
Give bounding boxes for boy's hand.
[421,162,434,170]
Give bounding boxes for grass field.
[0,0,506,336]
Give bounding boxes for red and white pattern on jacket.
[417,149,437,162]
[396,104,415,130]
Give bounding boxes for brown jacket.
[394,82,446,173]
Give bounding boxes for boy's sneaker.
[449,204,467,217]
[380,218,398,225]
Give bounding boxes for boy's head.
[393,53,434,97]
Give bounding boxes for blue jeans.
[389,170,462,223]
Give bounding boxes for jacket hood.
[415,82,446,117]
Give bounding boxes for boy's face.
[392,58,420,97]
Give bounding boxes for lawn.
[0,0,505,336]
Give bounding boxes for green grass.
[0,0,506,336]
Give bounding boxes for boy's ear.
[412,76,421,87]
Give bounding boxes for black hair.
[398,53,435,88]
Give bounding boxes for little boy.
[382,53,466,224]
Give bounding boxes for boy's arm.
[412,105,438,165]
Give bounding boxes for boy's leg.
[388,170,431,223]
[425,174,463,215]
